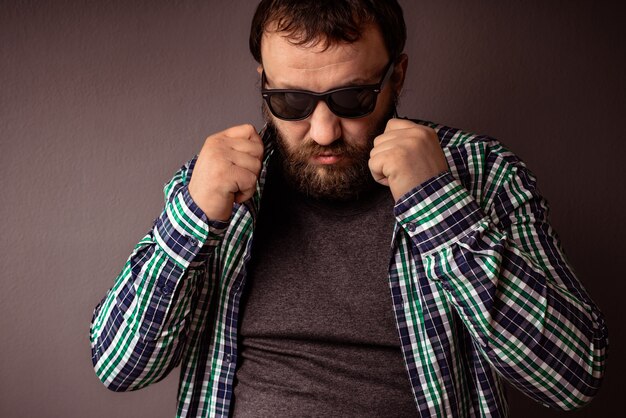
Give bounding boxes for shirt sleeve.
[394,161,608,410]
[89,156,229,391]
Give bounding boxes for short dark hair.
[249,0,407,64]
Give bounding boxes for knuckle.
[237,174,257,194]
[246,167,259,182]
[202,135,215,148]
[253,143,264,157]
[203,134,224,151]
[237,123,257,137]
[253,160,262,174]
[385,119,398,130]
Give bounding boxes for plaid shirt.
[90,120,607,417]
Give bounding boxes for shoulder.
[412,118,539,210]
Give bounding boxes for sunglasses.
[261,60,395,121]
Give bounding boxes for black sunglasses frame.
[261,59,395,121]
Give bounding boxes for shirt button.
[225,354,232,363]
[188,236,199,247]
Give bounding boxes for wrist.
[188,187,232,222]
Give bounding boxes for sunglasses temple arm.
[393,106,411,121]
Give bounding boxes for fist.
[369,119,448,201]
[188,124,264,221]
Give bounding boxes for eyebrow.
[265,69,383,91]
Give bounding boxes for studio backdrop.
[0,1,622,417]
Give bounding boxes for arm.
[394,151,608,410]
[89,157,229,391]
[90,124,263,391]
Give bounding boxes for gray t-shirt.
[232,163,416,417]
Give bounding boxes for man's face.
[260,25,402,200]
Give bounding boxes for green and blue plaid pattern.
[90,120,607,417]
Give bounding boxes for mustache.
[292,137,370,159]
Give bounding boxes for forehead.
[260,24,389,90]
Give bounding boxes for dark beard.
[264,104,396,201]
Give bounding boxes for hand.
[188,124,264,221]
[369,119,448,201]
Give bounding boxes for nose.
[308,101,341,146]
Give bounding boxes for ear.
[256,64,263,75]
[392,54,408,95]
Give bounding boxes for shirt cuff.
[153,185,227,268]
[394,171,488,254]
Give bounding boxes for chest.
[240,186,398,346]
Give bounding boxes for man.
[90,1,608,417]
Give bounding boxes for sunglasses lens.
[268,92,315,120]
[329,88,376,118]
[266,88,378,120]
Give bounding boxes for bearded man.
[90,1,607,417]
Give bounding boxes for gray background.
[1,0,623,417]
